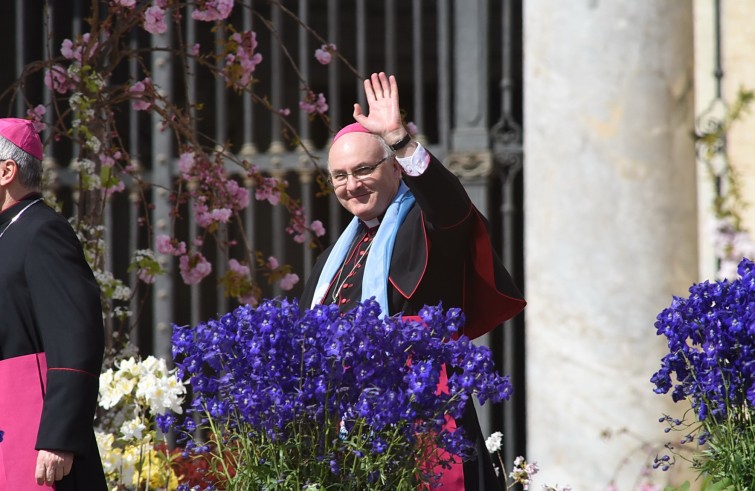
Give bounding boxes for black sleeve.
[25,218,104,455]
[402,151,474,231]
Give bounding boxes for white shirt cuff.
[396,142,430,177]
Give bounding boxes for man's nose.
[344,174,363,190]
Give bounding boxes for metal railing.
[4,0,525,458]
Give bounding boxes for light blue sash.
[311,182,416,315]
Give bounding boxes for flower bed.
[163,299,512,490]
[652,257,755,488]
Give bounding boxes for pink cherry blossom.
[129,78,153,111]
[225,179,250,210]
[99,154,115,167]
[188,43,201,56]
[137,268,155,284]
[254,177,281,205]
[299,91,328,115]
[104,180,126,198]
[406,121,419,136]
[61,39,76,60]
[63,33,97,62]
[310,220,326,237]
[178,152,195,177]
[314,43,336,65]
[238,292,258,307]
[209,208,232,223]
[286,206,311,244]
[179,252,212,285]
[111,0,136,7]
[144,6,167,35]
[44,65,75,94]
[222,30,263,89]
[279,273,299,291]
[278,108,291,116]
[58,32,99,65]
[26,105,47,132]
[192,0,234,22]
[228,259,250,276]
[155,235,173,254]
[193,199,232,227]
[156,235,187,256]
[267,256,279,269]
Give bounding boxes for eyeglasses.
[327,157,389,187]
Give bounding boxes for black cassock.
[0,193,106,490]
[301,149,526,490]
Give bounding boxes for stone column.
[524,3,697,489]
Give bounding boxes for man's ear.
[391,157,402,174]
[0,159,18,187]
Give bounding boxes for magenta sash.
[402,315,465,489]
[0,352,55,491]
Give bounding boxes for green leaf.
[700,475,735,491]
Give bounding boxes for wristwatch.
[389,133,411,151]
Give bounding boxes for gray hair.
[371,133,394,160]
[0,135,42,190]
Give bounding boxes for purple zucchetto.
[333,122,370,142]
[0,118,43,160]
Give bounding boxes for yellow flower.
[131,447,179,491]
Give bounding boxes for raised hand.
[353,72,406,143]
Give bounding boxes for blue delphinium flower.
[167,297,512,487]
[652,257,755,486]
[652,257,755,421]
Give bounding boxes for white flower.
[86,135,102,153]
[99,367,114,388]
[95,430,122,475]
[510,456,539,490]
[140,355,165,375]
[128,356,187,414]
[112,284,132,301]
[118,357,141,376]
[119,416,147,441]
[486,431,503,453]
[99,368,136,409]
[135,367,186,415]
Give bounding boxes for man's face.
[327,133,401,222]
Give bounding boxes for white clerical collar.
[362,217,380,229]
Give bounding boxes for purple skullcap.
[0,118,43,160]
[333,122,371,142]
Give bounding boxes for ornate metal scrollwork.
[446,150,493,180]
[491,112,523,174]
